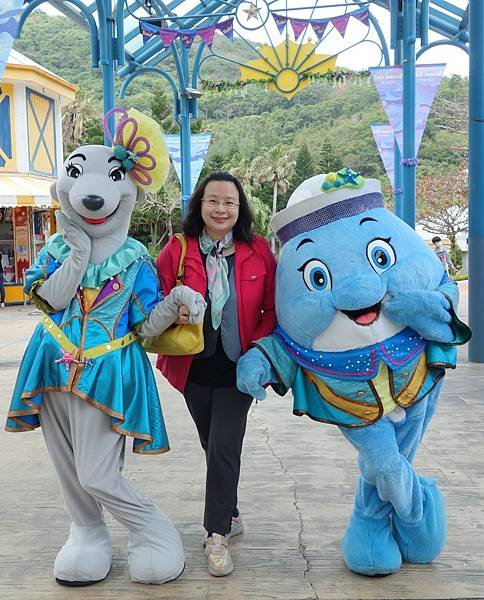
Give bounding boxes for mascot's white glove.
[37,212,91,311]
[137,285,206,338]
[382,290,454,343]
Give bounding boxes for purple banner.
[159,27,178,49]
[355,7,370,27]
[139,21,159,44]
[216,18,234,41]
[272,13,287,34]
[178,29,196,49]
[371,124,395,189]
[311,19,329,42]
[331,14,350,37]
[198,25,216,49]
[290,18,310,40]
[370,64,446,155]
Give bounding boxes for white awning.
[0,173,56,207]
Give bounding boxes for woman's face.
[200,180,240,240]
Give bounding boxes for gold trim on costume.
[304,370,382,423]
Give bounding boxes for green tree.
[318,138,343,174]
[250,145,295,251]
[289,143,315,194]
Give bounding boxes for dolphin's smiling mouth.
[341,301,382,326]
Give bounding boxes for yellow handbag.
[141,234,205,355]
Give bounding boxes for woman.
[156,172,276,577]
[0,250,5,307]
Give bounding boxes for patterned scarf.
[199,230,234,329]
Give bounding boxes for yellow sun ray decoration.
[239,39,337,101]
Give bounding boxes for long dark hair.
[182,172,254,242]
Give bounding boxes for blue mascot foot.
[393,476,446,564]
[341,511,402,576]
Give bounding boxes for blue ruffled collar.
[275,324,427,381]
[46,233,148,288]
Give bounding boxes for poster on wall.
[13,206,30,282]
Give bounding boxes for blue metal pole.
[179,45,192,217]
[393,40,403,219]
[98,1,115,145]
[402,0,417,228]
[468,0,484,362]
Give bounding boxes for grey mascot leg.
[40,392,185,585]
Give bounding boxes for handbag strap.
[174,233,187,286]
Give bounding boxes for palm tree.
[250,145,295,251]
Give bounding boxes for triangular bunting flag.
[370,64,446,156]
[354,7,370,27]
[311,18,329,42]
[159,27,178,49]
[272,13,288,34]
[164,134,212,192]
[331,14,350,37]
[290,18,310,40]
[198,25,216,49]
[139,21,159,44]
[371,124,395,189]
[216,18,234,41]
[178,29,196,49]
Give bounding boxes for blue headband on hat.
[276,191,384,245]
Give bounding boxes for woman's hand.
[176,304,190,325]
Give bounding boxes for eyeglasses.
[202,198,240,210]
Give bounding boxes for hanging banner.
[331,14,350,37]
[289,18,310,41]
[311,19,329,42]
[370,64,446,155]
[140,18,233,48]
[371,124,395,189]
[0,1,23,81]
[164,133,212,192]
[272,13,287,34]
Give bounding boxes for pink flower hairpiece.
[103,108,157,187]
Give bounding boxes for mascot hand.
[383,290,454,343]
[237,348,272,401]
[56,211,91,256]
[168,285,206,324]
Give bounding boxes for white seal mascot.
[6,108,206,586]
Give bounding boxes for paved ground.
[1,282,483,600]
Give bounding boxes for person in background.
[432,236,456,275]
[156,172,277,577]
[0,250,5,307]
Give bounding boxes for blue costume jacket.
[254,280,470,428]
[6,233,169,454]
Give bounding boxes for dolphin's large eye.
[66,162,83,178]
[366,238,396,273]
[109,166,126,182]
[298,259,332,291]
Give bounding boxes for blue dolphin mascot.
[237,168,470,576]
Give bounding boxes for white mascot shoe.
[54,522,112,586]
[128,512,185,584]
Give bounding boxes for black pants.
[184,382,252,536]
[0,276,4,303]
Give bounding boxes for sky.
[38,1,469,77]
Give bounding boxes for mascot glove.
[382,290,454,343]
[237,348,272,401]
[137,286,206,338]
[168,285,207,324]
[56,211,91,256]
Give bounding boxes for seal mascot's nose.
[82,195,105,211]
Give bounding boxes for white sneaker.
[203,515,244,546]
[0,303,4,308]
[205,533,233,577]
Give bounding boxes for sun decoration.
[239,39,337,100]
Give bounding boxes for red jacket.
[155,234,277,392]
